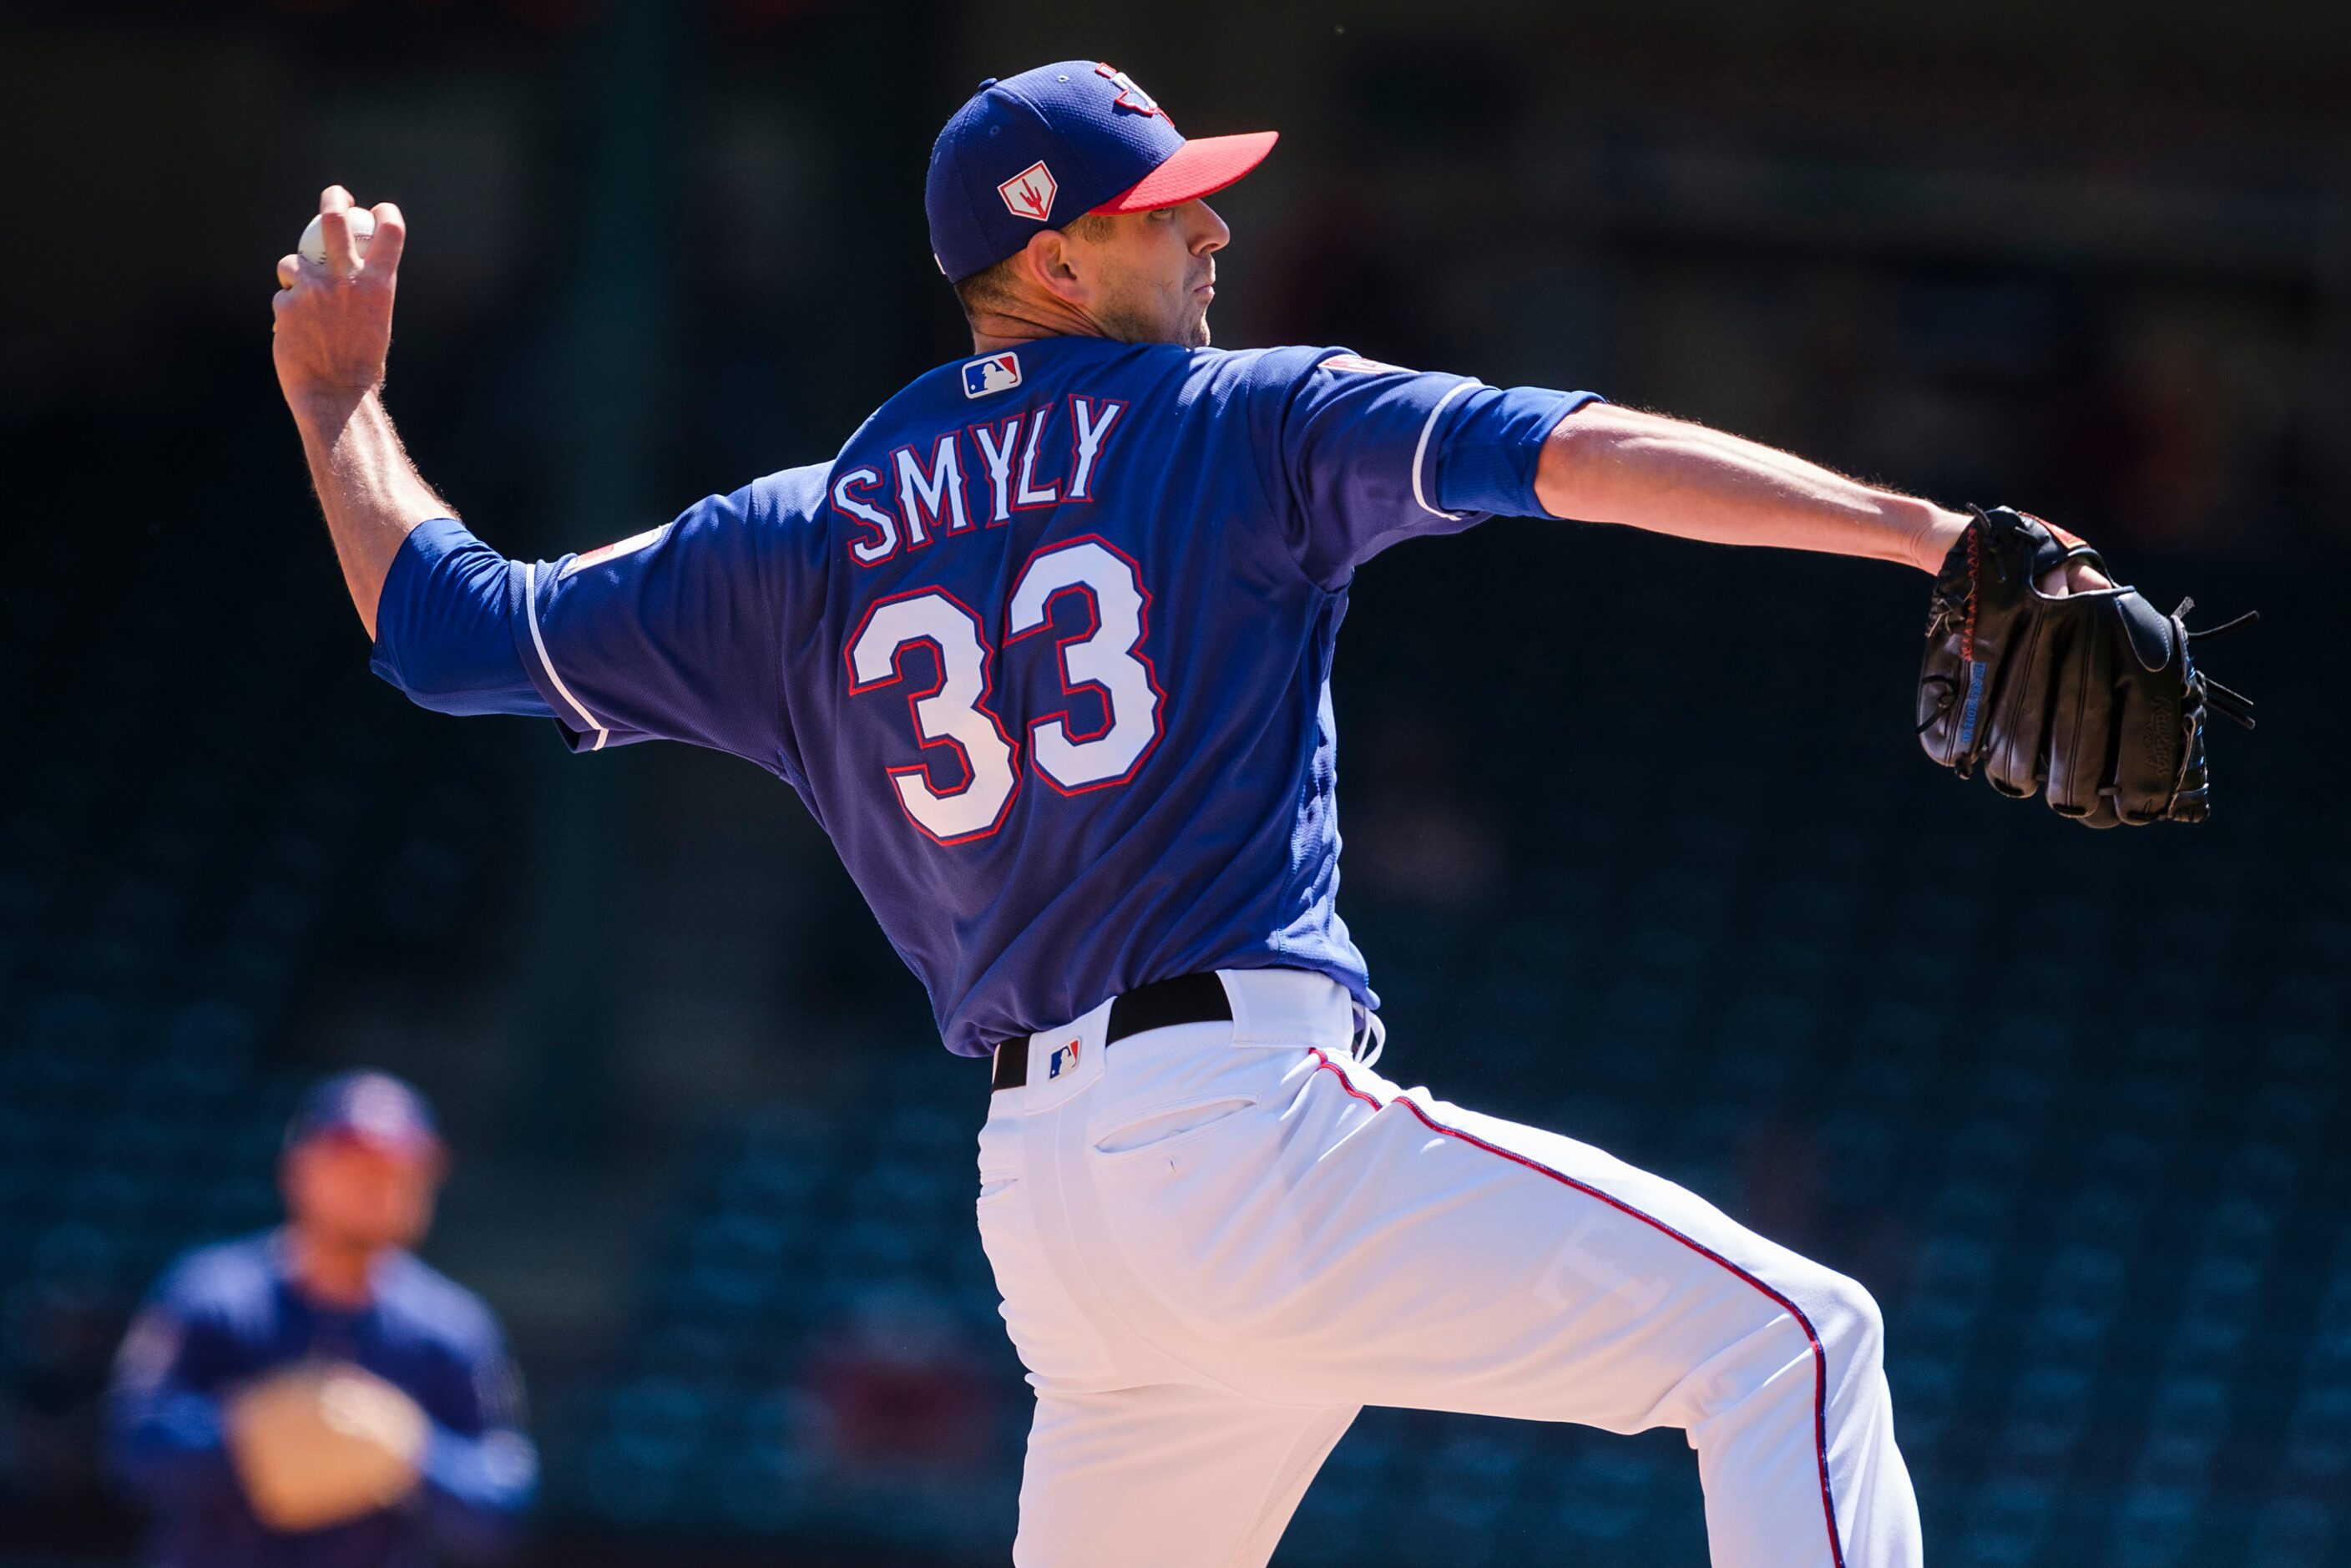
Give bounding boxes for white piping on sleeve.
[1411,379,1478,520]
[523,559,610,752]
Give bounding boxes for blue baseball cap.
[926,61,1277,282]
[286,1070,443,1159]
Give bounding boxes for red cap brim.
[1091,130,1277,215]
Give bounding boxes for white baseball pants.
[974,969,1920,1567]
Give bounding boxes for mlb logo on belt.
[998,160,1057,222]
[1047,1037,1081,1080]
[963,352,1022,398]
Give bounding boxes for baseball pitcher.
[271,60,2247,1567]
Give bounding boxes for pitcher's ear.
[1024,230,1088,301]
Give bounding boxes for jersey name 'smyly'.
[832,374,1128,565]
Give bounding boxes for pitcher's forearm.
[1534,402,1969,574]
[292,390,452,638]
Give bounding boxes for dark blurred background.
[2,0,2347,1563]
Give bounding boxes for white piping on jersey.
[1411,379,1479,520]
[523,559,610,751]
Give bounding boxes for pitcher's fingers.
[320,207,360,278]
[320,185,353,215]
[364,203,407,277]
[277,253,300,290]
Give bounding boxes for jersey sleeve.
[102,1268,241,1511]
[372,518,555,720]
[1246,347,1600,589]
[412,1311,538,1559]
[508,465,830,775]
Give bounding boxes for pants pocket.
[1090,1095,1259,1157]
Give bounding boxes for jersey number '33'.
[844,537,1165,844]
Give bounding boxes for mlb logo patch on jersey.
[1320,354,1410,376]
[998,160,1057,222]
[963,352,1023,398]
[1047,1037,1081,1080]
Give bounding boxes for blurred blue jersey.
[105,1232,536,1566]
[373,338,1593,1055]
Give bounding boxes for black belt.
[990,973,1232,1091]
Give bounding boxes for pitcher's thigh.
[1014,1383,1356,1568]
[1216,1059,1883,1436]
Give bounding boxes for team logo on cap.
[963,352,1021,398]
[1095,63,1163,117]
[999,160,1057,222]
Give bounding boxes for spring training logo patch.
[963,352,1021,398]
[999,160,1057,222]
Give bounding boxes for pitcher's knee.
[1809,1270,1885,1379]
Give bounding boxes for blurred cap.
[926,60,1277,282]
[286,1070,443,1160]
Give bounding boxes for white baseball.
[298,207,377,270]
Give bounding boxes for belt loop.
[1352,1004,1387,1070]
[1019,997,1112,1113]
[1220,969,1358,1048]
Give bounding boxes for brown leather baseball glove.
[1916,506,2255,826]
[227,1361,428,1531]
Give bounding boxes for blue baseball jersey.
[373,338,1593,1056]
[104,1231,536,1566]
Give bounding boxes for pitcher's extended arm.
[273,185,449,638]
[1534,402,1969,574]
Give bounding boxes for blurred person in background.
[104,1071,536,1565]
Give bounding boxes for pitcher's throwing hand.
[274,185,407,415]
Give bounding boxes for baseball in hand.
[298,206,376,270]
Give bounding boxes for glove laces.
[2177,598,2258,731]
